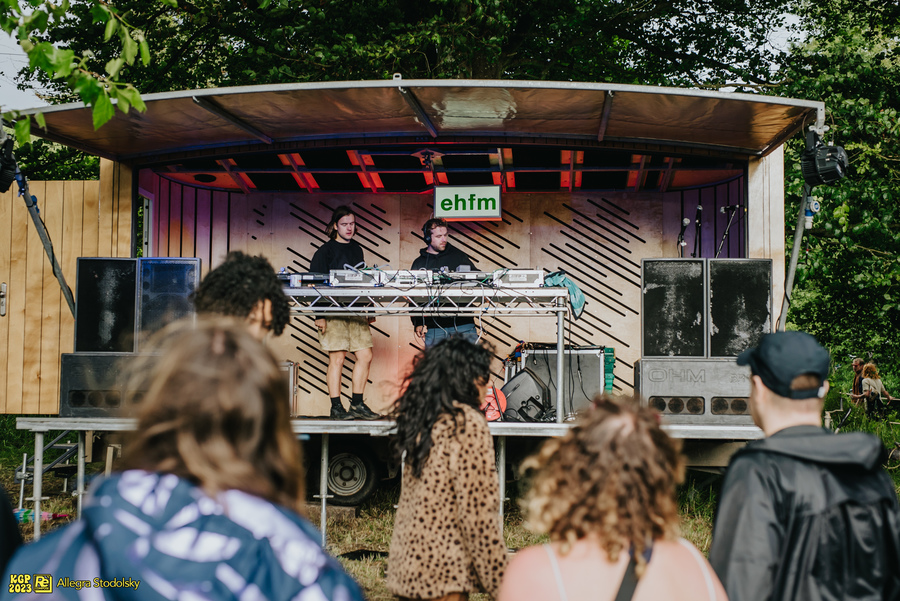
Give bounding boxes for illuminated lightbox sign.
[434,186,502,221]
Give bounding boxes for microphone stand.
[690,205,702,257]
[715,206,740,258]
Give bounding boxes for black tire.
[326,448,379,506]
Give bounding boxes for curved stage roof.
[19,78,822,164]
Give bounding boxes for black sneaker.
[330,405,354,420]
[348,402,381,420]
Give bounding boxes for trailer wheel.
[327,449,379,506]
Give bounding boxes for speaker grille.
[649,396,705,415]
[710,397,750,415]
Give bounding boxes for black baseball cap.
[737,331,830,399]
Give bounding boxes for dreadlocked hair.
[390,337,493,478]
[521,395,684,578]
[192,251,290,335]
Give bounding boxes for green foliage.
[17,0,787,99]
[779,6,900,376]
[1,0,152,145]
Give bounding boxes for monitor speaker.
[137,258,200,350]
[708,259,772,357]
[518,348,605,415]
[59,353,133,417]
[501,368,550,422]
[75,259,138,353]
[75,257,200,353]
[641,260,705,357]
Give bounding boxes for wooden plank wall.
[0,160,133,415]
[144,173,750,417]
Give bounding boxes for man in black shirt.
[309,206,379,420]
[411,218,479,347]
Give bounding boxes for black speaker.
[501,368,551,422]
[137,258,200,350]
[709,260,772,357]
[642,259,705,357]
[75,257,200,353]
[75,259,138,353]
[518,348,605,415]
[59,353,133,417]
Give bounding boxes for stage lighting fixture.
[800,131,848,187]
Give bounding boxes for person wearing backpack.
[862,362,894,419]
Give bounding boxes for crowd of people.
[1,236,899,600]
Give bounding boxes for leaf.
[123,32,138,65]
[106,57,125,78]
[139,39,151,66]
[119,87,146,112]
[104,17,118,42]
[14,118,30,146]
[92,94,115,130]
[34,112,46,130]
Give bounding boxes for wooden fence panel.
[1,172,129,415]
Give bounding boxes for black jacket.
[410,244,476,330]
[709,425,900,601]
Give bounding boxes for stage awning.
[16,78,822,164]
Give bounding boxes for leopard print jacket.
[387,403,508,598]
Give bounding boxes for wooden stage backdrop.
[141,171,751,417]
[0,157,783,416]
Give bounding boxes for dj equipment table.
[284,283,571,415]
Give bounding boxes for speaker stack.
[60,258,200,417]
[636,259,771,425]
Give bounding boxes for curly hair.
[192,251,290,335]
[120,317,304,512]
[521,396,684,577]
[390,337,493,478]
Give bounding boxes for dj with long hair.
[4,318,363,601]
[499,397,725,601]
[387,337,508,601]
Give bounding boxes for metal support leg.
[497,436,506,528]
[18,453,26,509]
[33,431,43,540]
[76,431,85,518]
[319,433,329,547]
[556,303,565,423]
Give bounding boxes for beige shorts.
[318,317,373,352]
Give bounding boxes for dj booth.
[283,271,571,417]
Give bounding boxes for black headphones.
[422,218,446,246]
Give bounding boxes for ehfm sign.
[434,186,502,221]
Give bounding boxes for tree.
[0,0,154,145]
[22,0,789,98]
[780,2,900,371]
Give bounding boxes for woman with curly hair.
[5,318,363,601]
[499,397,725,601]
[387,337,508,600]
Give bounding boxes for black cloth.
[309,238,365,273]
[410,244,476,330]
[709,425,900,601]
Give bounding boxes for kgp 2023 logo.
[8,574,53,594]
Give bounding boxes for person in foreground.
[499,397,726,601]
[387,337,508,600]
[2,318,363,601]
[709,331,900,601]
[192,250,291,341]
